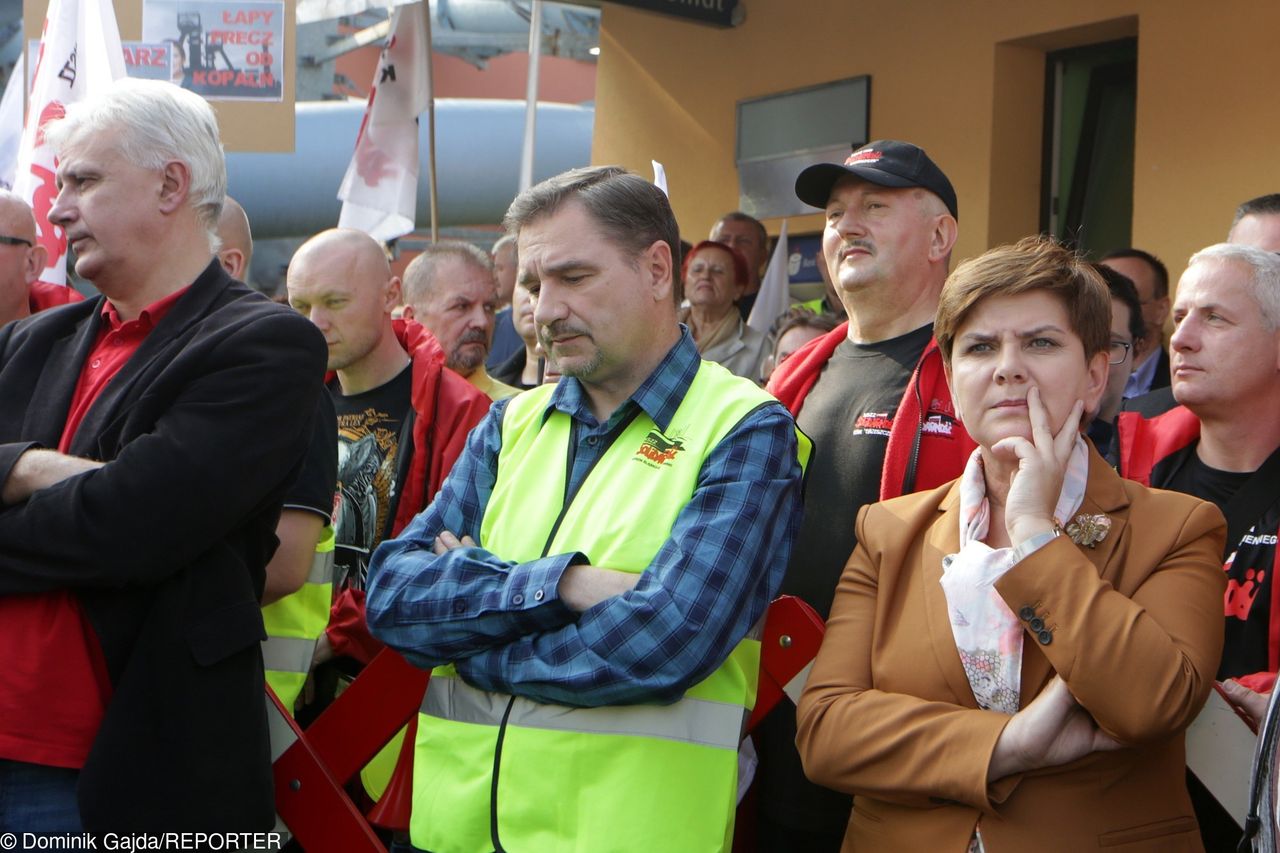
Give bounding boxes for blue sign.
[788,233,823,285]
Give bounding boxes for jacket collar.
[22,260,230,450]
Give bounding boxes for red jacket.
[28,281,85,313]
[1118,405,1279,691]
[766,322,975,500]
[327,319,492,661]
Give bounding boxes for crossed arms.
[365,398,804,707]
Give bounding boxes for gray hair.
[502,166,679,275]
[713,211,768,249]
[45,78,226,252]
[403,240,494,304]
[1187,242,1280,331]
[492,233,517,258]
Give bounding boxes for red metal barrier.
[748,595,826,732]
[270,649,428,848]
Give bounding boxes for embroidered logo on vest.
[635,429,685,468]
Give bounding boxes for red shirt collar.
[100,285,190,333]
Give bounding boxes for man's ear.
[1153,295,1172,327]
[218,248,246,279]
[643,239,674,304]
[386,275,403,313]
[158,160,192,214]
[929,215,959,263]
[23,243,48,284]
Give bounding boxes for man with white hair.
[1118,244,1280,843]
[0,189,81,327]
[0,79,326,833]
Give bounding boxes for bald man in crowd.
[402,241,520,401]
[0,190,80,327]
[286,228,489,675]
[214,197,254,283]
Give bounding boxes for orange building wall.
[592,0,1280,283]
[336,45,595,104]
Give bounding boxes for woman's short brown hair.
[934,236,1111,363]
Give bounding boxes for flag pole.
[422,1,438,243]
[518,0,543,192]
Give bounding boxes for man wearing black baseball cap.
[757,140,974,850]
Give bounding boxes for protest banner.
[143,0,285,101]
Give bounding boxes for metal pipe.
[422,1,439,242]
[225,98,593,238]
[517,0,542,192]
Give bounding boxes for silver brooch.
[1064,513,1111,548]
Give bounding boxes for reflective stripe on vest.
[422,673,745,751]
[412,361,806,853]
[262,635,316,676]
[263,525,335,712]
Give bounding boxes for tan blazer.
[796,447,1227,853]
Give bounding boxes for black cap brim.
[795,163,919,210]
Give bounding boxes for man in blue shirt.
[366,165,804,850]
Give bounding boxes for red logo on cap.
[844,150,882,166]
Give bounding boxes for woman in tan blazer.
[796,237,1227,852]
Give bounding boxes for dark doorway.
[1041,38,1137,257]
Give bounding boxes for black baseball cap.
[795,140,958,220]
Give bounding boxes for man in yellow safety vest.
[367,165,808,852]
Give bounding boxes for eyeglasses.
[0,236,32,248]
[688,262,728,277]
[1108,340,1131,365]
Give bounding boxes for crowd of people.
[1,75,1279,853]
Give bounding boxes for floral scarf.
[941,437,1089,714]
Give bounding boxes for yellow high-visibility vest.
[411,360,809,852]
[262,525,334,714]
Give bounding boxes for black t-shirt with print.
[782,324,932,619]
[329,365,413,591]
[1161,446,1279,679]
[755,324,931,838]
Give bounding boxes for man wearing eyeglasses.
[1101,248,1171,400]
[1085,263,1145,466]
[0,190,81,328]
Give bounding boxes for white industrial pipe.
[226,97,593,239]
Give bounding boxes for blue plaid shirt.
[366,330,804,707]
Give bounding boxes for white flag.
[651,160,668,197]
[747,219,790,335]
[0,55,24,191]
[14,0,126,285]
[337,2,430,243]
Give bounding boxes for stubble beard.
[538,324,601,379]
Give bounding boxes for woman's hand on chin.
[991,387,1084,546]
[988,677,1124,782]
